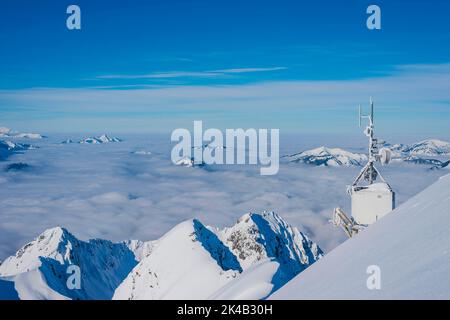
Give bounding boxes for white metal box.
[351,183,395,225]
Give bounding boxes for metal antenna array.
[332,97,395,237]
[352,97,390,187]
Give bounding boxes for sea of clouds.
[0,133,446,260]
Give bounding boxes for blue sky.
[0,0,449,136]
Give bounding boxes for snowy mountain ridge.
[0,127,44,139]
[218,212,322,279]
[114,212,322,300]
[113,219,242,300]
[0,140,36,161]
[79,134,122,144]
[0,227,139,300]
[286,139,450,167]
[398,139,450,156]
[0,212,322,300]
[286,146,367,167]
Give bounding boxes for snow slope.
[286,147,367,166]
[113,219,241,300]
[0,227,139,300]
[113,212,322,300]
[209,259,281,300]
[271,174,450,299]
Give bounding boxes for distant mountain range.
[0,140,36,161]
[391,139,450,156]
[286,139,450,169]
[59,134,123,145]
[0,127,44,139]
[285,147,367,167]
[79,134,122,144]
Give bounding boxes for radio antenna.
[332,97,396,237]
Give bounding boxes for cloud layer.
[0,134,446,260]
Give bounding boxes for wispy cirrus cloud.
[98,71,219,79]
[96,67,287,79]
[210,67,287,73]
[1,63,449,135]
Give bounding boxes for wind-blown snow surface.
[0,133,447,262]
[271,174,450,300]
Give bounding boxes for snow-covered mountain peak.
[1,213,322,300]
[0,140,37,161]
[0,127,44,139]
[114,212,322,300]
[0,227,139,300]
[113,219,241,300]
[175,157,195,167]
[175,157,206,167]
[286,146,367,166]
[1,140,17,150]
[122,240,154,261]
[0,140,35,151]
[402,139,450,156]
[0,227,74,277]
[79,134,122,144]
[97,134,121,143]
[219,212,322,280]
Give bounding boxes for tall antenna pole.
[354,97,381,186]
[369,97,374,184]
[370,96,374,124]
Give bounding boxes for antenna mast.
[353,96,385,186]
[332,97,396,237]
